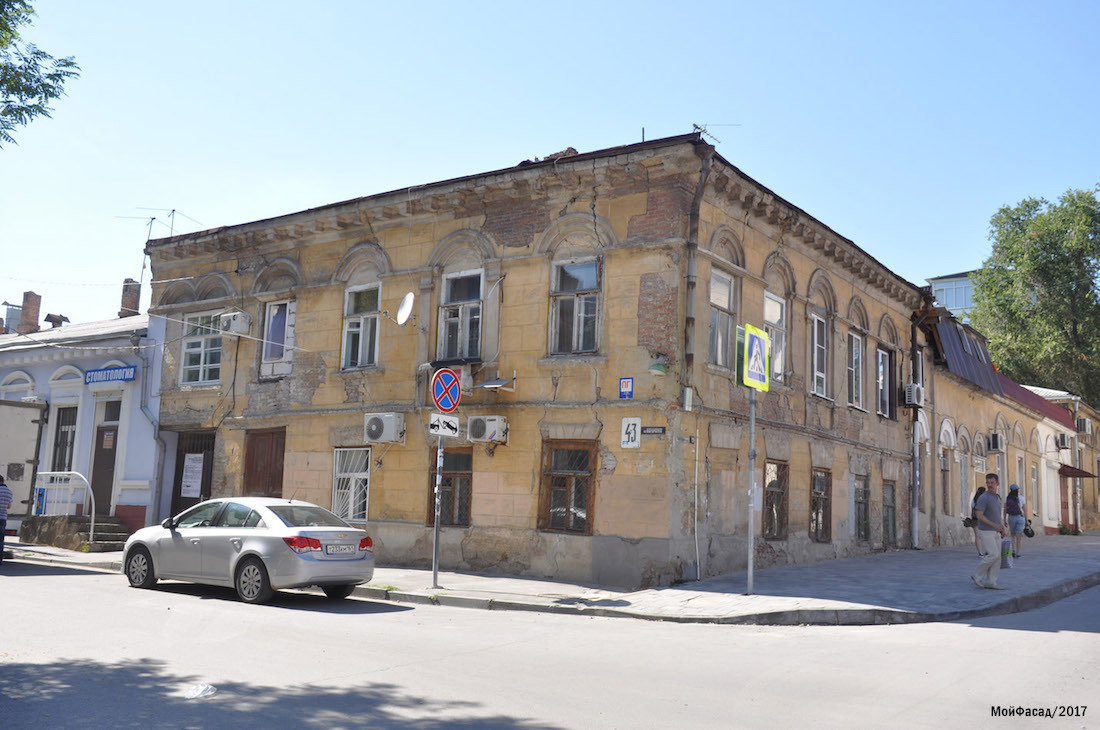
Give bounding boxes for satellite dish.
[395,292,415,325]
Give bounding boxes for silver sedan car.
[123,497,375,603]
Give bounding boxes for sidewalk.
[6,534,1100,625]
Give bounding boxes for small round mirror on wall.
[396,292,415,325]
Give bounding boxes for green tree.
[1,0,79,147]
[971,187,1100,403]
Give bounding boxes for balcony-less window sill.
[810,392,834,404]
[337,365,385,377]
[177,382,222,390]
[538,353,607,366]
[847,403,868,413]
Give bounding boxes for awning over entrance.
[1058,464,1096,478]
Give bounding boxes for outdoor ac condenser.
[364,413,405,443]
[467,415,508,443]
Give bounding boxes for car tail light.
[283,536,322,553]
[359,536,373,552]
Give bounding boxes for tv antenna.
[135,208,203,238]
[692,123,741,144]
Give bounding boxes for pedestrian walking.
[971,473,1008,590]
[1004,484,1027,558]
[0,475,13,564]
[970,485,987,555]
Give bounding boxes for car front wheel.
[126,546,157,589]
[235,557,274,604]
[322,584,355,600]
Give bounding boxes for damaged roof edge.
[144,133,706,249]
[142,132,923,296]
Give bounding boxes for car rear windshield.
[268,505,351,528]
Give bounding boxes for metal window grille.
[540,441,596,533]
[854,475,870,541]
[882,482,897,547]
[764,460,788,540]
[333,447,371,522]
[429,449,472,527]
[810,469,831,542]
[51,406,77,471]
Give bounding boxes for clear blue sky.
[2,0,1098,324]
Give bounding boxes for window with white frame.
[260,300,295,377]
[764,291,786,383]
[550,259,600,355]
[181,312,222,384]
[332,447,370,522]
[847,332,863,408]
[342,285,380,369]
[438,270,482,360]
[811,314,828,397]
[708,271,736,368]
[876,346,895,418]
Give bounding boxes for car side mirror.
[161,517,176,530]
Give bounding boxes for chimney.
[17,291,41,334]
[119,278,141,318]
[44,313,70,328]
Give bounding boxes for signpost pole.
[432,434,444,589]
[747,387,756,595]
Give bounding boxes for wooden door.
[244,428,285,498]
[171,431,216,516]
[89,426,117,515]
[1059,476,1073,529]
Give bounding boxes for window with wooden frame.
[810,468,831,542]
[539,440,597,534]
[876,346,896,418]
[708,270,737,369]
[260,299,296,377]
[811,314,829,397]
[854,474,870,541]
[550,259,601,355]
[847,332,863,408]
[763,460,788,540]
[764,291,786,384]
[438,270,482,361]
[342,284,380,370]
[427,447,472,527]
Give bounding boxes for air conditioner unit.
[468,415,508,443]
[220,311,252,334]
[903,383,924,407]
[1055,433,1072,450]
[1077,417,1093,435]
[364,412,405,443]
[987,433,1004,453]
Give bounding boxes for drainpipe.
[1072,398,1082,530]
[684,142,714,408]
[136,337,166,525]
[686,142,714,577]
[910,294,933,549]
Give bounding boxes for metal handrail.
[33,471,96,544]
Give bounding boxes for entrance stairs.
[19,515,135,553]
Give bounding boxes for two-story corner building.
[145,133,948,588]
[0,281,165,536]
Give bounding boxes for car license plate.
[326,544,355,555]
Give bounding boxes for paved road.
[1,562,1097,728]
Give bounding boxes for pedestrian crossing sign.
[743,323,769,392]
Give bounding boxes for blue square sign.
[619,377,634,399]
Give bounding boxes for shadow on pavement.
[0,658,561,729]
[148,582,416,615]
[952,585,1100,634]
[0,560,107,578]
